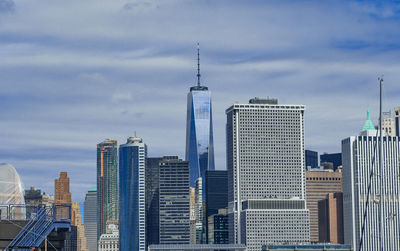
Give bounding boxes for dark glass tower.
[119,136,147,251]
[159,157,191,244]
[205,170,228,243]
[185,45,215,189]
[305,150,318,169]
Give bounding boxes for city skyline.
[2,0,400,206]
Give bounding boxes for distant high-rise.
[185,45,215,188]
[318,192,344,244]
[394,107,400,136]
[205,170,228,243]
[185,45,215,243]
[85,187,97,251]
[72,202,88,251]
[305,150,318,169]
[119,136,147,251]
[159,157,191,244]
[382,118,395,136]
[305,170,342,242]
[226,98,310,251]
[320,153,342,172]
[97,139,118,239]
[145,157,163,246]
[342,110,400,250]
[54,172,71,203]
[207,208,229,244]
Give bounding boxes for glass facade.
[320,153,342,171]
[84,187,97,251]
[119,137,146,251]
[185,87,215,189]
[97,139,118,239]
[205,170,228,243]
[305,150,318,169]
[159,157,191,244]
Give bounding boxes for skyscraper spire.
[197,43,201,87]
[362,109,375,131]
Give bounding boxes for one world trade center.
[185,45,215,190]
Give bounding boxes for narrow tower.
[185,44,215,243]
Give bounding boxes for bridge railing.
[0,203,71,221]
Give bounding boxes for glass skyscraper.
[119,136,147,251]
[185,46,215,243]
[84,187,97,251]
[185,46,215,188]
[96,139,118,240]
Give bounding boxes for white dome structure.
[0,163,25,219]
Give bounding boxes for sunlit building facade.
[226,98,310,250]
[342,111,400,251]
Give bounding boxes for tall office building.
[54,172,71,203]
[305,170,342,242]
[226,98,310,251]
[305,150,318,169]
[318,192,344,244]
[185,45,215,188]
[207,208,229,244]
[185,46,215,243]
[342,110,400,250]
[119,136,147,251]
[382,118,395,136]
[159,157,191,244]
[205,170,228,243]
[395,107,400,136]
[85,187,97,251]
[145,157,163,246]
[72,202,88,251]
[97,139,118,239]
[320,153,342,172]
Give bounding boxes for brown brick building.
[306,170,342,242]
[318,192,344,243]
[54,172,72,203]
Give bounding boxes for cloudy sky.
[1,0,400,205]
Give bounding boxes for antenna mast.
[197,43,201,87]
[379,76,384,251]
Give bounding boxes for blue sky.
[1,0,400,205]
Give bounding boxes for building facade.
[145,157,164,246]
[208,209,229,244]
[54,172,71,203]
[342,111,400,250]
[159,157,191,244]
[395,107,400,136]
[72,202,88,251]
[226,98,310,251]
[119,136,147,251]
[185,48,215,243]
[305,150,318,169]
[305,170,342,242]
[318,192,344,244]
[185,48,215,189]
[205,170,228,243]
[382,118,395,136]
[97,139,118,239]
[85,187,97,251]
[320,153,342,172]
[98,222,119,251]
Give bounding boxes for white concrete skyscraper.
[342,110,400,251]
[226,98,310,251]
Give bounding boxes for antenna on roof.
[197,43,201,87]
